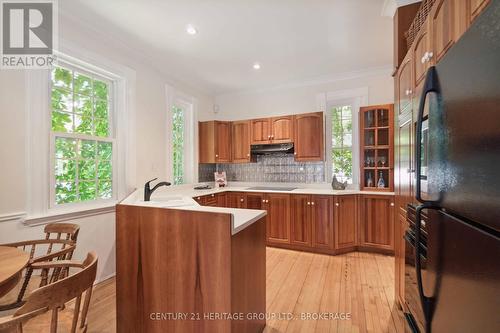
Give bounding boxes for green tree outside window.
[51,65,113,204]
[172,105,185,185]
[331,105,353,184]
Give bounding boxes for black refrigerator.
[404,1,500,332]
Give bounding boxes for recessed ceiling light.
[253,63,261,70]
[186,24,197,35]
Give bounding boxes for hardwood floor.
[3,248,405,332]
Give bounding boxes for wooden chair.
[0,252,98,333]
[0,223,80,309]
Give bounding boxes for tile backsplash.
[199,153,325,183]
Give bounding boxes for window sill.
[24,202,117,226]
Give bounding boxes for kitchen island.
[116,189,267,333]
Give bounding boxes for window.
[50,64,115,205]
[172,105,185,185]
[330,105,353,184]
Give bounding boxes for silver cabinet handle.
[267,135,271,139]
[335,202,339,207]
[390,202,395,207]
[240,198,244,202]
[311,202,315,206]
[262,199,265,203]
[427,51,433,61]
[247,153,250,157]
[266,200,269,203]
[215,154,219,158]
[306,201,310,205]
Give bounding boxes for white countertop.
[120,183,393,235]
[120,189,267,235]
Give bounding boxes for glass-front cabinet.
[360,104,394,191]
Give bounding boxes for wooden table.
[0,246,30,299]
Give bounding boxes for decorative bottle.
[366,173,374,187]
[377,171,385,188]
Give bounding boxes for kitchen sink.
[246,186,298,191]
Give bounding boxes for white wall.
[214,70,394,120]
[0,13,214,282]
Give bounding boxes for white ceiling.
[63,0,393,95]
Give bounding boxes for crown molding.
[381,0,421,17]
[216,65,393,97]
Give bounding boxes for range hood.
[251,143,294,155]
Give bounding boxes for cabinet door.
[202,194,218,207]
[250,118,271,144]
[216,193,227,207]
[232,120,251,163]
[468,0,490,23]
[290,195,311,246]
[311,195,333,249]
[432,0,455,63]
[215,121,232,163]
[334,195,357,250]
[266,194,291,244]
[293,112,324,161]
[227,192,246,208]
[360,195,395,251]
[270,116,294,143]
[412,19,431,92]
[246,193,264,210]
[198,121,215,163]
[397,56,412,116]
[395,212,408,307]
[395,115,414,217]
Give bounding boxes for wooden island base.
[116,205,266,333]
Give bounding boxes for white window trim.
[317,87,368,189]
[165,85,198,184]
[25,49,136,225]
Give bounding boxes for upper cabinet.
[270,116,294,143]
[199,121,232,163]
[293,112,324,161]
[431,0,456,63]
[250,118,271,144]
[232,120,251,163]
[468,0,491,23]
[396,55,413,116]
[250,116,294,144]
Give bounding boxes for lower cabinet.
[334,195,358,250]
[290,195,312,246]
[264,194,291,245]
[359,195,395,251]
[226,192,247,208]
[195,191,395,255]
[395,212,408,308]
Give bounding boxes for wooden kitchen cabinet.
[198,121,232,163]
[290,195,312,246]
[468,0,491,23]
[359,195,395,252]
[396,55,413,116]
[395,212,408,309]
[270,116,294,143]
[226,192,247,208]
[431,0,456,63]
[334,195,357,250]
[290,194,333,249]
[246,193,264,210]
[412,18,431,93]
[264,194,291,245]
[232,120,251,163]
[250,118,271,144]
[395,114,414,216]
[293,112,324,161]
[250,116,293,145]
[311,195,334,249]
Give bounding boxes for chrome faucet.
[144,178,171,201]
